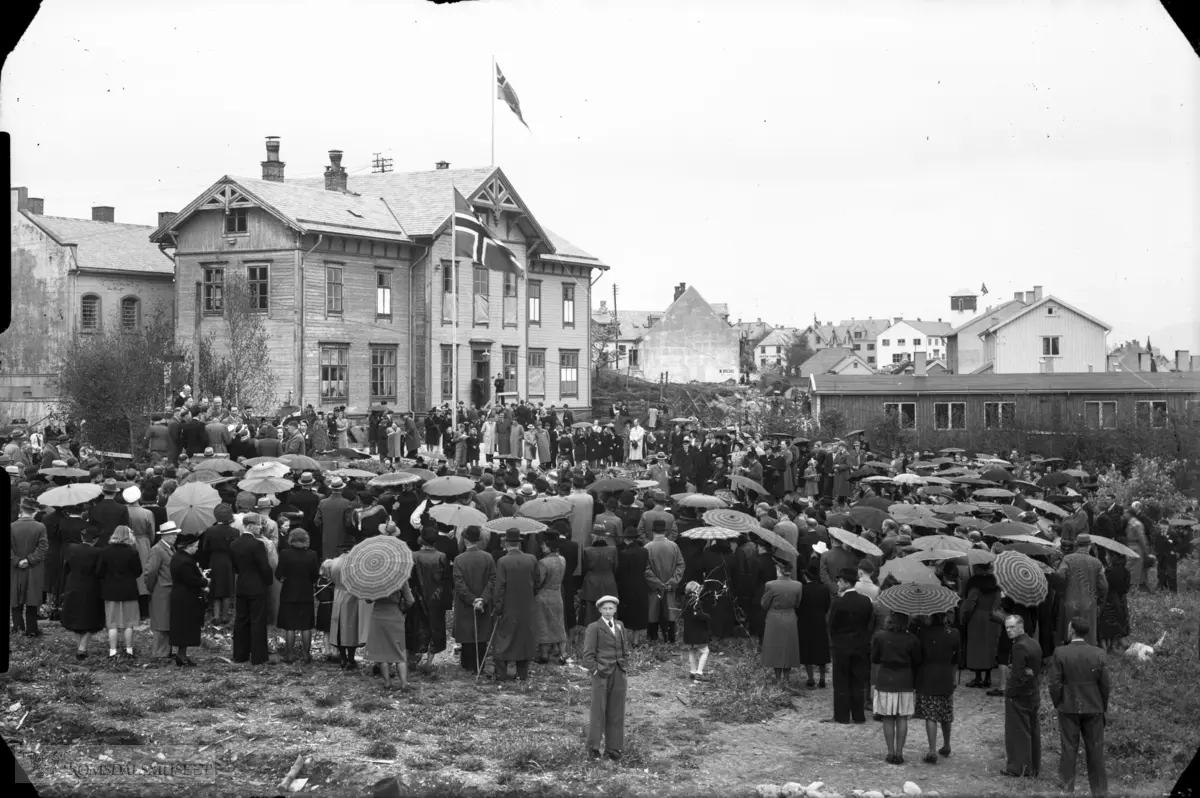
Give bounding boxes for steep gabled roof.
[903,319,954,336]
[982,295,1111,335]
[949,299,1026,335]
[798,347,869,378]
[757,329,796,349]
[29,213,172,275]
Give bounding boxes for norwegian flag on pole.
[496,63,529,129]
[451,187,522,275]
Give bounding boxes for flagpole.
[452,185,459,437]
[491,55,496,166]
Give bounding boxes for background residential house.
[975,293,1110,374]
[636,284,739,383]
[796,346,874,378]
[5,187,175,423]
[797,318,890,367]
[756,327,799,369]
[945,295,1028,374]
[876,318,954,368]
[591,300,659,376]
[1107,339,1194,373]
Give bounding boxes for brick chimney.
[673,282,687,302]
[158,211,177,229]
[324,150,347,192]
[261,136,285,182]
[1192,355,1200,372]
[1014,291,1023,300]
[1175,350,1191,371]
[1033,285,1043,301]
[12,186,28,211]
[914,351,927,377]
[435,161,450,170]
[1137,352,1153,371]
[27,198,43,215]
[92,206,115,222]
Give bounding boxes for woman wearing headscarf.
[914,611,961,763]
[169,532,208,666]
[871,611,922,764]
[97,525,144,659]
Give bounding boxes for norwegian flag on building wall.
[451,187,522,276]
[496,63,529,129]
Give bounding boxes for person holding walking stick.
[452,525,495,673]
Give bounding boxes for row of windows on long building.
[881,399,1170,431]
[80,295,142,333]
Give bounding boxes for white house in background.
[875,319,954,367]
[756,327,798,369]
[797,347,875,378]
[945,296,1028,374]
[976,294,1111,373]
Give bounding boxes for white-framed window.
[867,343,875,351]
[80,294,100,333]
[370,346,397,400]
[320,345,349,401]
[933,349,941,358]
[440,344,454,400]
[202,266,224,314]
[629,348,639,367]
[883,402,915,429]
[559,350,579,396]
[892,354,904,364]
[1042,336,1061,357]
[473,266,490,324]
[376,271,392,318]
[528,280,541,324]
[854,331,863,340]
[867,356,876,364]
[528,349,546,397]
[326,265,344,315]
[502,347,518,384]
[913,338,922,346]
[120,296,140,331]
[248,264,269,313]
[562,284,576,327]
[881,339,890,346]
[224,208,247,234]
[1046,306,1057,316]
[1084,401,1117,429]
[1136,400,1168,428]
[934,402,966,430]
[503,270,518,326]
[898,338,906,346]
[984,401,1016,429]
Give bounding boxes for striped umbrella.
[238,476,294,495]
[875,583,961,616]
[879,557,940,585]
[703,508,757,533]
[339,536,414,600]
[993,550,1048,606]
[681,526,741,540]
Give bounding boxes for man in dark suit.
[492,528,537,681]
[671,438,700,487]
[1049,617,1110,796]
[289,472,322,549]
[824,568,875,724]
[315,478,353,561]
[230,514,274,665]
[181,410,209,457]
[87,479,130,547]
[1003,614,1044,778]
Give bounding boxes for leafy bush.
[1093,455,1191,521]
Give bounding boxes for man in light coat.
[636,497,675,539]
[644,519,685,643]
[1121,507,1149,591]
[142,522,180,660]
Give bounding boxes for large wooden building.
[152,139,608,416]
[809,359,1200,451]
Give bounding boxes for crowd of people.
[6,391,1197,793]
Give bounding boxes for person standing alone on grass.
[581,595,628,761]
[1001,614,1043,778]
[1048,618,1110,797]
[680,581,711,681]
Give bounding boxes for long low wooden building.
[808,366,1200,453]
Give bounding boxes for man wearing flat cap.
[493,528,537,681]
[581,595,628,761]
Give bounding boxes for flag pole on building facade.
[452,184,459,435]
[491,55,496,166]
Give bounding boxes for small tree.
[818,408,847,439]
[868,411,913,456]
[783,335,815,377]
[1093,455,1189,522]
[186,272,277,412]
[55,306,177,453]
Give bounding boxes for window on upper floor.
[881,339,890,346]
[562,284,576,327]
[1042,336,1061,357]
[528,280,541,325]
[898,339,906,346]
[202,266,224,314]
[867,343,875,351]
[892,354,904,363]
[376,271,392,318]
[248,264,269,313]
[224,208,247,234]
[913,338,921,346]
[854,331,862,339]
[326,265,344,315]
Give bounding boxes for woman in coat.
[693,539,740,642]
[614,533,650,645]
[796,558,832,687]
[914,612,961,763]
[803,460,819,498]
[534,423,551,468]
[275,528,320,663]
[96,526,144,659]
[532,537,568,663]
[1097,553,1130,651]
[335,410,350,450]
[169,533,208,666]
[199,505,239,625]
[495,412,512,457]
[579,528,619,627]
[367,581,415,691]
[871,611,923,765]
[761,557,804,684]
[960,562,1002,688]
[60,528,104,658]
[327,550,372,669]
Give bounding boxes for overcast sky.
[5,0,1198,352]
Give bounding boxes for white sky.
[5,0,1198,352]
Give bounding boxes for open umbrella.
[1025,498,1069,518]
[952,516,987,531]
[1168,518,1199,528]
[682,526,742,540]
[483,516,547,536]
[862,476,895,484]
[38,466,91,479]
[279,454,323,472]
[399,467,437,482]
[669,417,692,424]
[855,497,895,512]
[1086,535,1141,559]
[826,513,854,531]
[179,470,234,487]
[953,477,998,487]
[1001,541,1056,558]
[429,503,488,529]
[848,506,891,533]
[194,458,246,475]
[889,503,935,517]
[993,550,1048,606]
[571,422,593,431]
[921,486,953,498]
[238,476,294,495]
[730,475,769,497]
[714,490,736,505]
[906,516,948,530]
[909,461,938,471]
[977,457,1011,466]
[275,405,301,418]
[332,468,377,480]
[241,456,287,468]
[938,447,966,454]
[932,502,978,516]
[909,548,995,566]
[37,482,104,507]
[843,429,865,439]
[369,472,422,488]
[879,558,940,586]
[332,448,371,460]
[340,536,414,600]
[978,467,1012,483]
[911,534,972,553]
[876,584,961,616]
[516,497,573,522]
[244,461,290,480]
[1063,469,1089,479]
[673,493,728,510]
[1004,533,1056,547]
[982,521,1037,538]
[588,478,637,494]
[423,476,476,497]
[166,482,222,535]
[748,525,799,558]
[1008,479,1040,491]
[634,479,661,490]
[973,488,1015,500]
[863,460,893,469]
[1037,472,1070,488]
[827,526,883,557]
[893,474,925,486]
[921,476,953,485]
[703,508,758,533]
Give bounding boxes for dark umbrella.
[848,506,891,533]
[982,521,1037,538]
[588,478,637,494]
[332,447,370,460]
[980,467,1013,482]
[855,497,895,512]
[1037,472,1070,488]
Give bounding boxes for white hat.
[812,541,829,555]
[122,486,142,504]
[51,460,68,468]
[158,521,181,535]
[595,595,620,609]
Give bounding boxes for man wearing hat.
[89,478,131,547]
[181,409,209,457]
[3,428,28,466]
[644,519,685,644]
[452,526,496,672]
[581,595,629,760]
[315,478,353,562]
[492,528,537,681]
[11,497,49,636]
[565,476,596,577]
[823,568,875,724]
[143,521,181,660]
[1056,535,1107,647]
[230,513,274,665]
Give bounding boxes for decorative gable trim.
[467,167,552,254]
[150,176,299,243]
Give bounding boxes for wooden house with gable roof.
[636,284,739,384]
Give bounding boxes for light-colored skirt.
[104,600,140,628]
[873,689,915,717]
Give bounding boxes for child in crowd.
[681,581,712,682]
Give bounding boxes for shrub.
[364,740,397,760]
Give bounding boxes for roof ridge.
[35,214,155,229]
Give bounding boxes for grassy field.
[1,564,1196,797]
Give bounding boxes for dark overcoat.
[452,548,495,644]
[169,550,209,647]
[493,549,537,661]
[60,544,104,632]
[614,542,650,631]
[11,518,48,607]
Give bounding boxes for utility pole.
[371,153,393,174]
[612,283,619,374]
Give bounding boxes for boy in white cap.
[581,595,628,761]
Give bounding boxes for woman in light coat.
[334,410,350,450]
[628,421,646,464]
[325,554,372,669]
[481,414,497,462]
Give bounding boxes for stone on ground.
[903,782,921,797]
[756,784,781,798]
